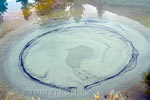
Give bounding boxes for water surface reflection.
[0,0,8,24]
[0,0,149,25]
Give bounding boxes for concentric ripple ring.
[19,20,139,92]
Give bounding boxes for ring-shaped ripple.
[19,20,139,92]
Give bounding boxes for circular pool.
[1,19,150,98]
[19,22,139,91]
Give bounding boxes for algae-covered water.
[0,0,150,100]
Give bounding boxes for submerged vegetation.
[143,69,150,94]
